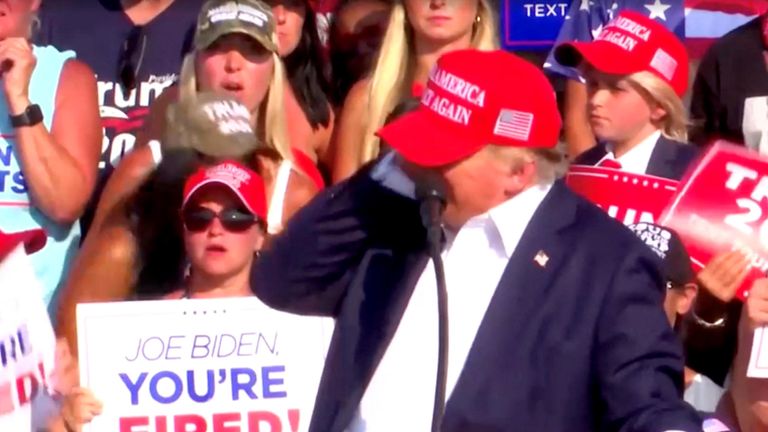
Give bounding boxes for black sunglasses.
[181,207,259,233]
[118,26,147,92]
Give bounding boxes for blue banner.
[500,0,572,51]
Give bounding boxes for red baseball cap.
[554,11,688,96]
[0,229,46,262]
[377,49,562,167]
[182,161,267,221]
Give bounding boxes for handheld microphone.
[414,170,449,432]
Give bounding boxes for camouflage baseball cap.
[164,92,262,158]
[195,0,277,53]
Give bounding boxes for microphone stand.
[417,185,449,432]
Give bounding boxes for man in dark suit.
[251,49,702,432]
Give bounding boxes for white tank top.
[148,140,163,165]
[267,160,292,234]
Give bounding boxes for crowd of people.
[2,0,768,430]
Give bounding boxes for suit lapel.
[442,182,582,429]
[573,144,608,166]
[646,136,677,179]
[311,248,428,432]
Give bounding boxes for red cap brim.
[376,109,485,167]
[0,229,46,261]
[555,41,644,76]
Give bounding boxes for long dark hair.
[328,0,392,106]
[283,2,332,130]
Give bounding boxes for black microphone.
[415,171,447,254]
[414,170,449,432]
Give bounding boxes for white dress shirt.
[597,130,661,175]
[346,170,552,432]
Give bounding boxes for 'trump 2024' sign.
[77,298,333,432]
[661,142,768,300]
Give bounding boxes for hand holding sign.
[661,142,768,300]
[697,251,752,303]
[61,387,103,431]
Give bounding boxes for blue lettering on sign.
[501,0,571,51]
[0,145,11,166]
[0,145,27,194]
[118,366,289,405]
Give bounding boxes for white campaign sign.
[0,245,57,431]
[77,298,333,432]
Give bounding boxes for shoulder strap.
[267,160,293,234]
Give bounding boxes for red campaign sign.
[660,142,768,301]
[566,165,679,226]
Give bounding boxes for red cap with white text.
[377,49,562,167]
[182,161,267,221]
[554,11,688,96]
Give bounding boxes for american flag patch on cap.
[649,48,677,81]
[494,109,534,141]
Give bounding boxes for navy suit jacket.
[573,136,699,180]
[251,167,702,432]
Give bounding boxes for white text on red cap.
[597,17,651,52]
[208,3,269,27]
[205,163,252,188]
[420,66,487,126]
[202,100,253,135]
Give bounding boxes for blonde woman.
[554,11,696,180]
[329,0,497,183]
[53,0,319,358]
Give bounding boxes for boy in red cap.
[555,11,697,181]
[251,48,703,432]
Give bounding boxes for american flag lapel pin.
[534,250,549,268]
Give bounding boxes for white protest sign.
[0,244,57,431]
[77,298,333,432]
[748,326,768,378]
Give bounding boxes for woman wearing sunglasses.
[0,0,101,310]
[53,89,310,357]
[172,160,268,299]
[53,159,272,431]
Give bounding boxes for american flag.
[686,0,768,57]
[494,109,535,141]
[544,0,768,79]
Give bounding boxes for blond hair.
[178,49,293,164]
[358,0,499,164]
[485,145,568,185]
[626,71,688,142]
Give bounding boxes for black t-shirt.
[36,0,203,236]
[690,16,768,147]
